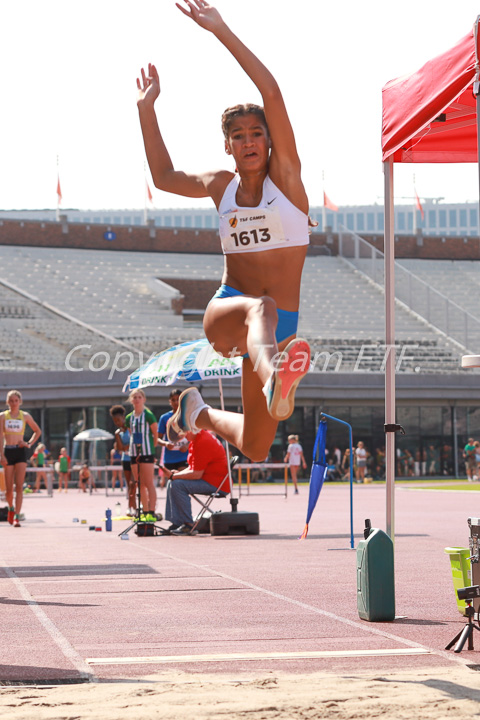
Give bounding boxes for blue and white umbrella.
[122,338,242,393]
[123,338,243,496]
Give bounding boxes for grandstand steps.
[0,246,466,373]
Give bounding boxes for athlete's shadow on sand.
[208,533,429,541]
[0,597,98,607]
[377,677,480,703]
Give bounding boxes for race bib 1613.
[219,207,286,254]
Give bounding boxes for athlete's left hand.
[176,0,224,33]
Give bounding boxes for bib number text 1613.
[231,228,271,246]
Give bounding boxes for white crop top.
[218,174,309,255]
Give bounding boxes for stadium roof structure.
[381,18,480,542]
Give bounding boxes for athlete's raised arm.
[137,63,226,198]
[177,0,307,210]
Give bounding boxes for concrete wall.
[1,217,479,259]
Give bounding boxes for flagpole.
[322,170,326,232]
[56,155,61,222]
[144,163,148,226]
[412,173,417,234]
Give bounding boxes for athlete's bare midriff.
[221,244,308,311]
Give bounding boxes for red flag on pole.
[56,176,62,205]
[415,189,424,220]
[146,180,153,204]
[323,191,338,213]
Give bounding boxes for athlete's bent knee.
[246,296,277,326]
[242,438,272,463]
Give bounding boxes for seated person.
[160,429,228,535]
[78,463,90,493]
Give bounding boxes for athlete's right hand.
[137,63,160,107]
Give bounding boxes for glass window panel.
[467,407,480,438]
[350,406,372,441]
[420,406,442,436]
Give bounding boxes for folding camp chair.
[190,456,239,535]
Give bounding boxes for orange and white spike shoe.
[263,338,311,421]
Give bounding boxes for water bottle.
[105,508,112,532]
[115,502,121,517]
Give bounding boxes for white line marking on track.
[87,648,431,665]
[1,561,95,681]
[121,543,468,668]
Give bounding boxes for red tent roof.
[382,29,477,163]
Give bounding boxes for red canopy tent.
[381,21,479,541]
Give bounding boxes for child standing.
[33,443,48,493]
[57,447,70,492]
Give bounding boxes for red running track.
[0,481,476,684]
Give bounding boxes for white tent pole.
[384,157,396,542]
[474,17,480,237]
[218,378,234,497]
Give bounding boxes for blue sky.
[3,0,480,211]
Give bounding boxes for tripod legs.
[454,623,473,653]
[445,611,479,653]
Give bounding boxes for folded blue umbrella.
[300,419,328,539]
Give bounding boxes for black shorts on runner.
[130,455,155,465]
[4,446,28,466]
[164,461,188,471]
[122,460,132,472]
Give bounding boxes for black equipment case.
[209,499,259,536]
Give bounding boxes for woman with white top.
[355,441,367,484]
[284,434,307,495]
[137,0,311,462]
[0,390,41,527]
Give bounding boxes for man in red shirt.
[161,429,229,535]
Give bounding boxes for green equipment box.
[357,520,395,621]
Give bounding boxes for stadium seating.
[0,245,466,373]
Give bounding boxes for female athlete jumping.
[137,0,310,461]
